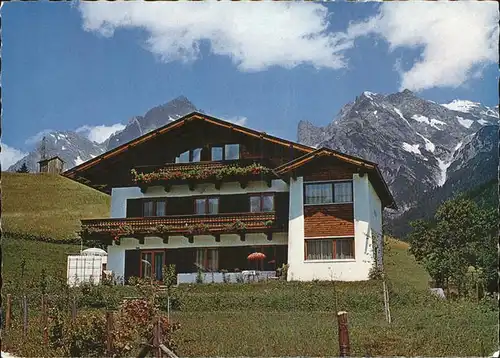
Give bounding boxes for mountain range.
[8,91,498,238]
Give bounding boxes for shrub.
[196,268,204,284]
[63,310,107,357]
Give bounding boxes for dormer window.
[177,144,240,163]
[175,150,190,163]
[175,148,202,163]
[211,146,223,161]
[225,144,240,160]
[210,144,240,161]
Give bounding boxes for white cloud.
[25,129,54,146]
[225,116,248,126]
[345,2,499,91]
[0,143,27,169]
[76,124,126,143]
[78,2,355,72]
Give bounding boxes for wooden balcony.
[81,212,285,245]
[132,159,278,192]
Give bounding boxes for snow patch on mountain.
[436,158,451,186]
[402,142,421,155]
[442,100,480,113]
[457,116,474,129]
[416,133,435,152]
[363,91,376,100]
[75,156,84,166]
[477,119,491,126]
[411,115,446,130]
[394,108,412,127]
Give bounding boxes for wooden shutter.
[275,192,290,227]
[126,199,142,218]
[124,249,141,283]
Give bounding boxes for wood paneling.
[304,204,354,237]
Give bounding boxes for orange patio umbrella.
[247,252,266,261]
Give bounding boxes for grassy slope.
[1,172,110,241]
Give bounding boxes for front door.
[140,250,165,281]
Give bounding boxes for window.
[211,146,223,161]
[305,183,333,205]
[192,148,202,162]
[195,197,219,215]
[334,182,352,203]
[156,201,166,216]
[305,238,354,260]
[249,194,274,212]
[143,201,154,217]
[304,181,353,205]
[196,248,219,272]
[140,251,165,281]
[224,144,240,160]
[175,150,190,163]
[142,199,167,217]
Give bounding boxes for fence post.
[106,310,113,357]
[5,294,12,329]
[152,316,162,358]
[337,311,350,357]
[42,294,48,345]
[71,296,77,321]
[23,295,28,337]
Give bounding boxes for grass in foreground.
[1,172,110,241]
[168,239,497,357]
[2,237,497,356]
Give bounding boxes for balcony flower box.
[130,163,272,188]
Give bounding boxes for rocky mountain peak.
[297,89,498,214]
[107,96,198,150]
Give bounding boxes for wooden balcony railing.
[81,212,285,245]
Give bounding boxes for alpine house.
[63,112,396,283]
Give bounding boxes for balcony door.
[196,248,219,272]
[140,250,165,281]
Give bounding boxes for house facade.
[63,112,395,283]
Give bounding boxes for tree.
[408,196,496,297]
[16,163,29,173]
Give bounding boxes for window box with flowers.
[131,163,273,190]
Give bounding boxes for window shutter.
[124,249,140,283]
[126,199,142,217]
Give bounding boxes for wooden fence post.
[42,294,49,345]
[23,295,28,337]
[337,311,350,357]
[5,294,12,329]
[152,316,162,358]
[71,296,77,321]
[106,311,114,357]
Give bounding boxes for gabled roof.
[63,111,315,178]
[274,147,397,209]
[61,111,395,209]
[38,156,65,164]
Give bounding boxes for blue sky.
[1,1,498,167]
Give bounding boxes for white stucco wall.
[110,179,289,218]
[106,232,288,281]
[286,174,379,282]
[286,176,305,281]
[368,178,383,268]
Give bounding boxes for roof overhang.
[274,147,397,210]
[63,111,315,180]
